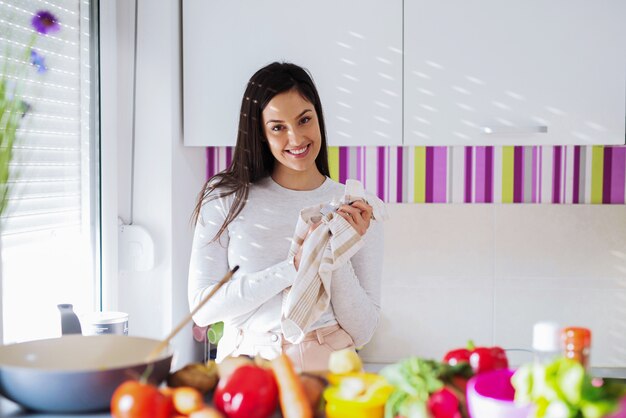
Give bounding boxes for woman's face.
[262,89,322,177]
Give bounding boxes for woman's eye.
[300,116,311,124]
[271,125,284,132]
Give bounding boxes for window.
[0,0,100,343]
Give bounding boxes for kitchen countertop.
[2,365,624,417]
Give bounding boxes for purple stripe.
[377,146,385,201]
[225,146,233,168]
[475,147,486,202]
[513,146,524,203]
[464,147,473,203]
[603,147,613,204]
[539,147,543,203]
[433,147,447,202]
[485,146,493,203]
[611,147,626,204]
[532,146,538,203]
[425,147,434,202]
[386,147,391,202]
[573,146,581,204]
[356,147,362,182]
[207,147,215,179]
[339,147,348,183]
[561,145,567,203]
[552,146,562,203]
[396,147,403,203]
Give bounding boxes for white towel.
[281,179,387,343]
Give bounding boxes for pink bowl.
[607,397,626,418]
[466,369,532,418]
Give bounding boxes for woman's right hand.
[294,221,320,271]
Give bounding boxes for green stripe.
[591,145,604,204]
[502,146,514,203]
[328,146,339,181]
[414,147,426,203]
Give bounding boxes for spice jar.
[561,326,591,369]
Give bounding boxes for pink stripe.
[532,146,538,203]
[433,147,447,202]
[611,147,626,203]
[475,147,486,203]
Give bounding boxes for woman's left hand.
[337,201,373,236]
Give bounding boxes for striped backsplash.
[206,145,626,204]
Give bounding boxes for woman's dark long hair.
[192,62,331,241]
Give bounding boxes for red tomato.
[213,364,278,418]
[111,380,173,418]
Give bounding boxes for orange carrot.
[270,354,313,418]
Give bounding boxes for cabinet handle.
[482,126,548,135]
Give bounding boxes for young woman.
[188,62,384,372]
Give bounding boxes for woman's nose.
[287,127,299,141]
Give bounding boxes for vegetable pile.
[512,357,626,418]
[381,342,509,418]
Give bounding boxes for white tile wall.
[359,204,626,368]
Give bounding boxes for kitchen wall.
[101,0,204,368]
[207,147,626,367]
[102,0,626,370]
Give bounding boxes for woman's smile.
[285,143,311,158]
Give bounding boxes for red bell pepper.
[213,364,278,418]
[469,346,509,374]
[443,343,509,374]
[443,348,471,367]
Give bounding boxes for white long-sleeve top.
[188,176,383,359]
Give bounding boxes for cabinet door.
[405,0,626,146]
[183,0,402,146]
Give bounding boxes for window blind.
[0,0,92,246]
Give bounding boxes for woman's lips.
[285,144,311,159]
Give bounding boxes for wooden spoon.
[146,265,239,362]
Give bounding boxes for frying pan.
[0,266,238,413]
[0,307,173,413]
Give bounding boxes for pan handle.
[57,304,82,335]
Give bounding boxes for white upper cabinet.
[183,0,403,146]
[404,0,626,146]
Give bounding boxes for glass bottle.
[562,326,592,369]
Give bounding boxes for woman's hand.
[337,201,372,236]
[294,221,320,271]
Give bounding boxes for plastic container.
[80,311,129,336]
[466,369,533,418]
[324,372,393,418]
